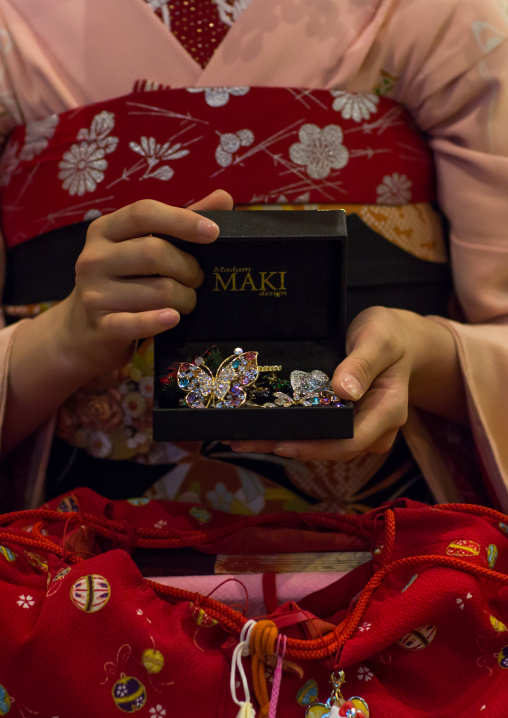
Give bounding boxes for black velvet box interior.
[153,209,354,441]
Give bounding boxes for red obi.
[0,87,436,248]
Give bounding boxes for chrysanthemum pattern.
[289,124,349,179]
[376,173,412,205]
[58,111,118,196]
[330,91,379,122]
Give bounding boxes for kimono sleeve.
[385,0,508,507]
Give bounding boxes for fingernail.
[197,218,219,239]
[340,373,362,400]
[274,445,295,457]
[231,444,248,452]
[159,309,179,325]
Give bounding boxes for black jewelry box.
[153,209,354,441]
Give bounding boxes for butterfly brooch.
[177,347,259,408]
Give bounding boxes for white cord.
[230,619,257,717]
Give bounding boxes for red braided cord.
[434,503,508,524]
[0,508,369,547]
[2,505,508,661]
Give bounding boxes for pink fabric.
[150,572,347,618]
[0,0,507,507]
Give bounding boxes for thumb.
[332,331,402,401]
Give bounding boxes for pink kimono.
[0,0,507,509]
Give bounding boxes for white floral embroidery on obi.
[212,0,254,26]
[330,91,379,123]
[289,124,349,179]
[58,111,118,196]
[20,115,59,161]
[376,173,412,204]
[129,136,190,181]
[215,128,254,167]
[186,86,250,107]
[0,141,20,186]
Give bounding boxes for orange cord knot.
[249,620,278,718]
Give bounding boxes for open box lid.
[153,209,353,441]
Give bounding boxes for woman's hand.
[227,306,467,461]
[4,190,233,455]
[56,190,233,380]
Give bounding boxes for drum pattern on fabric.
[0,489,508,715]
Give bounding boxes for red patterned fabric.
[146,0,232,68]
[0,488,507,716]
[0,87,435,249]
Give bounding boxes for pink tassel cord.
[268,635,287,718]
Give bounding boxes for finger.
[96,276,198,315]
[102,235,204,289]
[350,387,407,450]
[332,324,403,401]
[93,199,221,243]
[188,189,234,211]
[101,308,180,342]
[271,427,400,461]
[229,441,278,453]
